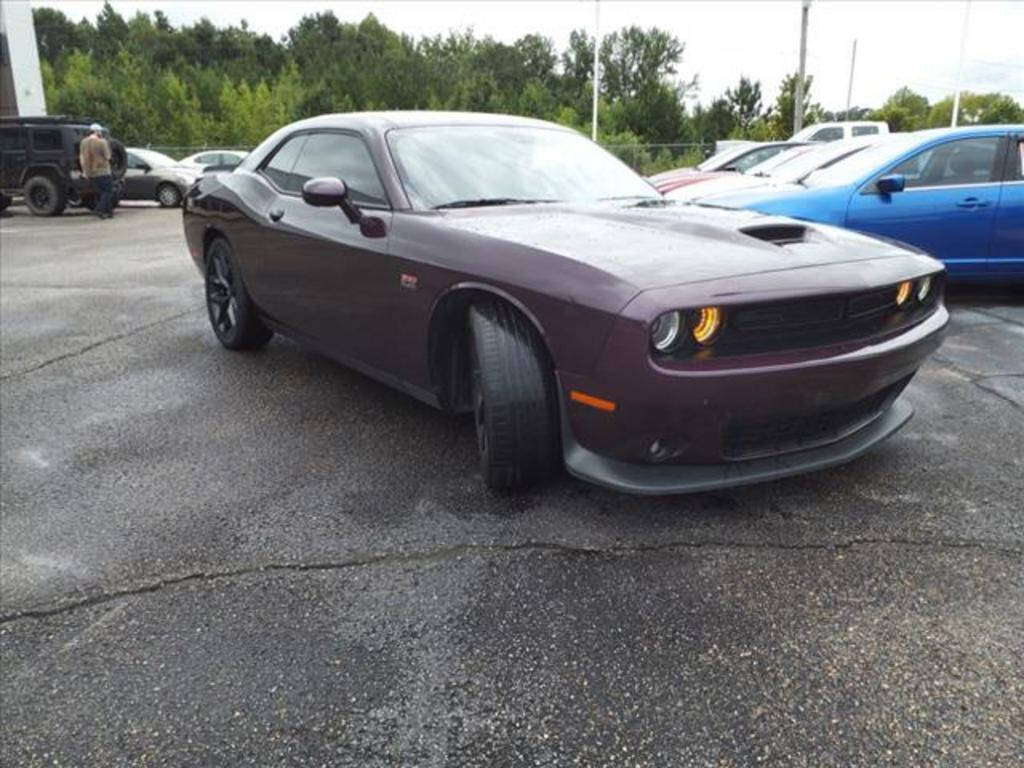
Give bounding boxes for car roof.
[908,124,1024,139]
[283,111,570,133]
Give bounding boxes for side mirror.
[301,176,386,238]
[876,174,905,194]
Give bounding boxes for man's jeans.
[92,175,113,215]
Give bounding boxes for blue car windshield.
[802,134,927,188]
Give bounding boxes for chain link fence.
[604,143,714,175]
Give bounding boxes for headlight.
[895,280,912,307]
[917,275,932,302]
[650,311,683,352]
[691,306,722,345]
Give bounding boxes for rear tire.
[467,301,560,489]
[205,238,273,350]
[24,176,66,216]
[156,183,182,208]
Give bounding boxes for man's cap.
[89,122,104,132]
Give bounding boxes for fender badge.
[400,273,419,291]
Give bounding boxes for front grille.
[669,275,944,359]
[721,377,910,461]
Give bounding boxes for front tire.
[24,176,66,216]
[205,238,273,350]
[467,301,560,489]
[156,183,182,208]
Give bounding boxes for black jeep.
[0,116,127,216]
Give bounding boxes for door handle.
[955,197,989,209]
[268,208,285,222]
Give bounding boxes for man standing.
[79,123,114,219]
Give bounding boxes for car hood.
[438,201,914,292]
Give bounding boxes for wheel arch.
[201,227,230,264]
[20,165,64,188]
[427,282,556,413]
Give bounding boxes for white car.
[791,121,889,142]
[666,135,892,202]
[176,149,248,171]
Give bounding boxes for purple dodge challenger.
[183,112,948,494]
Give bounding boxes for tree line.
[34,3,1023,173]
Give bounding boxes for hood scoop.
[740,223,809,247]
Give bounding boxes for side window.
[126,153,149,170]
[1014,139,1023,181]
[733,146,783,172]
[810,127,844,142]
[289,132,388,208]
[261,134,309,192]
[1,128,26,151]
[891,137,1001,189]
[852,126,878,137]
[31,129,63,151]
[196,153,218,165]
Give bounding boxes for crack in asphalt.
[967,306,1024,328]
[0,308,199,381]
[929,352,1024,412]
[2,536,1019,624]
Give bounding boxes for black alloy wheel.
[204,238,273,350]
[24,175,66,216]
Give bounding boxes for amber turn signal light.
[691,306,722,344]
[570,390,617,412]
[895,280,912,307]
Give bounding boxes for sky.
[31,0,1024,111]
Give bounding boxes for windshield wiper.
[433,197,555,209]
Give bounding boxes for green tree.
[769,73,822,137]
[725,76,762,133]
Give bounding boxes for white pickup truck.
[791,121,889,142]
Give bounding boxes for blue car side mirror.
[876,174,906,194]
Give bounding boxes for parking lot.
[1,203,1022,765]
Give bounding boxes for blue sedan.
[698,125,1024,281]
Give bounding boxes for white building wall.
[0,0,47,116]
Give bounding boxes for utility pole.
[793,0,811,135]
[844,39,857,120]
[951,0,971,127]
[591,0,601,141]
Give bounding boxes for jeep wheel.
[24,176,66,216]
[156,183,182,208]
[467,301,560,489]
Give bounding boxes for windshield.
[754,141,873,183]
[802,134,925,188]
[745,145,816,177]
[696,144,754,172]
[387,125,658,209]
[132,148,178,168]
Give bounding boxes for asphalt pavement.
[1,204,1022,766]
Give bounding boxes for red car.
[183,112,947,494]
[651,141,807,194]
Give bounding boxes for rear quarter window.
[1,128,26,151]
[31,129,63,151]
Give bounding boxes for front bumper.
[562,396,913,495]
[557,303,947,495]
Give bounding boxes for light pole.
[951,0,971,127]
[844,39,857,121]
[793,0,811,135]
[592,0,601,141]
